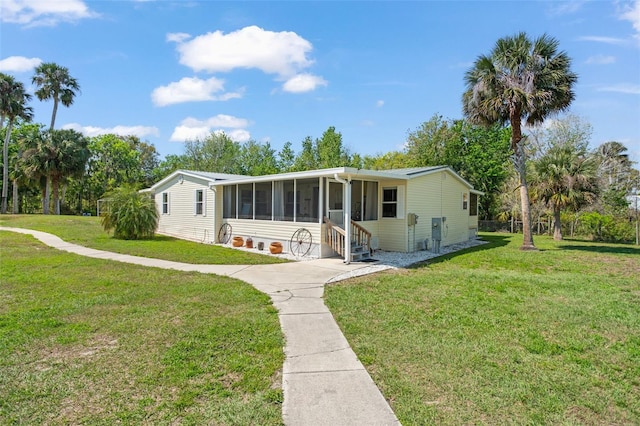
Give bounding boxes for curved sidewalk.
[1,227,400,426]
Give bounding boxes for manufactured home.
[144,166,483,262]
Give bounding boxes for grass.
[0,214,287,265]
[326,233,640,425]
[0,231,285,425]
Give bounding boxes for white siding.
[405,170,473,250]
[154,175,217,243]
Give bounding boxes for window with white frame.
[194,189,205,216]
[382,187,398,218]
[162,192,169,214]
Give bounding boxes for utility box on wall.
[432,217,442,241]
[407,212,419,226]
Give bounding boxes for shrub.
[577,212,634,243]
[100,187,158,240]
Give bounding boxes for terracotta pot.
[245,238,253,249]
[232,236,244,247]
[269,242,283,254]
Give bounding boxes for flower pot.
[269,242,283,254]
[245,238,253,249]
[232,236,244,247]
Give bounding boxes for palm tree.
[32,63,80,214]
[1,73,33,213]
[32,63,80,131]
[463,32,577,249]
[22,129,89,214]
[532,143,597,240]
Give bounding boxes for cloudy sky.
[1,0,639,163]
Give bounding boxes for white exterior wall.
[155,175,217,243]
[376,179,408,252]
[222,219,323,257]
[405,171,473,251]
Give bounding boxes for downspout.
[333,173,351,264]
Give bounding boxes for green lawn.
[0,214,287,265]
[0,231,284,425]
[326,233,640,425]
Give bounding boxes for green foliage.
[183,132,242,174]
[404,115,512,218]
[239,140,279,176]
[32,62,80,131]
[100,187,158,240]
[577,212,635,243]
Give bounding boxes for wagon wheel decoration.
[290,228,313,257]
[217,223,232,244]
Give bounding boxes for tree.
[22,129,89,215]
[532,117,597,240]
[10,123,44,214]
[278,141,296,172]
[183,132,242,174]
[1,73,33,213]
[100,186,158,240]
[463,32,577,249]
[316,126,351,168]
[404,114,512,218]
[594,141,635,216]
[239,140,278,176]
[32,63,80,131]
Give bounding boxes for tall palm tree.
[32,63,80,131]
[463,32,577,250]
[32,63,80,214]
[533,142,597,240]
[1,73,33,213]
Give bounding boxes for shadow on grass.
[407,234,511,269]
[560,244,639,256]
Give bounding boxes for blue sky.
[2,0,639,164]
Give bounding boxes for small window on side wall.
[194,189,206,216]
[162,192,170,214]
[463,193,468,210]
[382,187,397,218]
[470,193,478,216]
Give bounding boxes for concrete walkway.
[1,227,400,426]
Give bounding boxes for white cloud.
[619,0,640,44]
[282,73,327,93]
[166,32,191,43]
[548,0,586,16]
[63,123,159,138]
[1,0,97,26]
[0,55,42,72]
[169,114,251,142]
[175,25,314,77]
[585,55,616,64]
[577,35,628,45]
[151,76,243,106]
[376,100,384,107]
[596,83,640,94]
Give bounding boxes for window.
[162,192,169,214]
[255,182,272,220]
[223,185,236,219]
[296,178,319,223]
[382,187,398,218]
[238,183,253,219]
[470,193,478,216]
[274,180,294,221]
[194,189,205,216]
[463,193,468,210]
